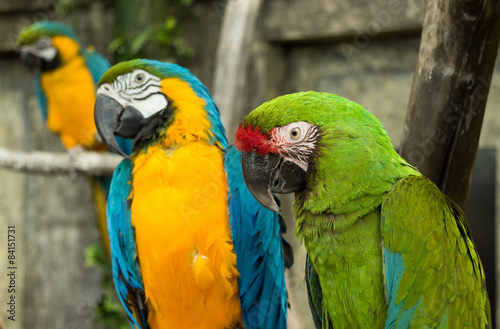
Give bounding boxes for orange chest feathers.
[130,143,242,329]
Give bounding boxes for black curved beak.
[19,45,60,71]
[19,48,42,70]
[241,152,306,211]
[94,94,145,158]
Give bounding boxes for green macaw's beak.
[241,152,306,212]
[94,94,144,158]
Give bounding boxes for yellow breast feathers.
[40,36,99,149]
[130,143,242,329]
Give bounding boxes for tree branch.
[0,147,122,176]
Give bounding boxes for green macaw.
[235,91,490,328]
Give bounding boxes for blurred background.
[0,0,499,328]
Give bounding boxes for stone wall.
[0,1,115,328]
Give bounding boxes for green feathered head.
[235,91,415,213]
[18,21,79,46]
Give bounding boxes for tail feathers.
[128,287,148,329]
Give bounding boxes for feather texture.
[236,91,491,328]
[100,60,290,328]
[382,175,490,328]
[107,160,146,328]
[225,146,288,329]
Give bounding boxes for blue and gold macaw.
[18,21,132,256]
[93,59,292,329]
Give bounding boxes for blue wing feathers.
[34,71,48,121]
[107,159,146,329]
[384,251,417,329]
[84,48,110,86]
[224,146,288,329]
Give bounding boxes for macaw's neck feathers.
[159,76,226,148]
[299,116,418,220]
[50,36,82,64]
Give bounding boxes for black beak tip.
[115,147,130,159]
[259,195,280,212]
[241,152,281,212]
[94,94,130,158]
[19,49,41,70]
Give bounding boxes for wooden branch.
[0,147,122,176]
[399,0,500,208]
[212,0,263,141]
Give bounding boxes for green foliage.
[54,0,76,16]
[84,243,108,267]
[110,0,195,63]
[84,243,129,329]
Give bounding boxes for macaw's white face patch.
[21,36,57,62]
[269,121,319,172]
[97,69,168,118]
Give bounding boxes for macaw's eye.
[135,73,145,84]
[290,127,301,139]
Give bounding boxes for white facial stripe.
[21,44,57,61]
[132,93,168,118]
[37,46,57,61]
[97,69,168,119]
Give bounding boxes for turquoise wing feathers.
[107,159,147,329]
[381,175,490,328]
[84,48,110,86]
[224,146,289,329]
[33,71,48,121]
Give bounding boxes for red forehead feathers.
[235,125,277,155]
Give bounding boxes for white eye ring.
[135,73,145,84]
[290,127,301,139]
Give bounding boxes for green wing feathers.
[381,175,490,328]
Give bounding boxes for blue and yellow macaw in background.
[17,21,132,256]
[93,59,292,329]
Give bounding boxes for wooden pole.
[212,0,263,141]
[399,0,500,209]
